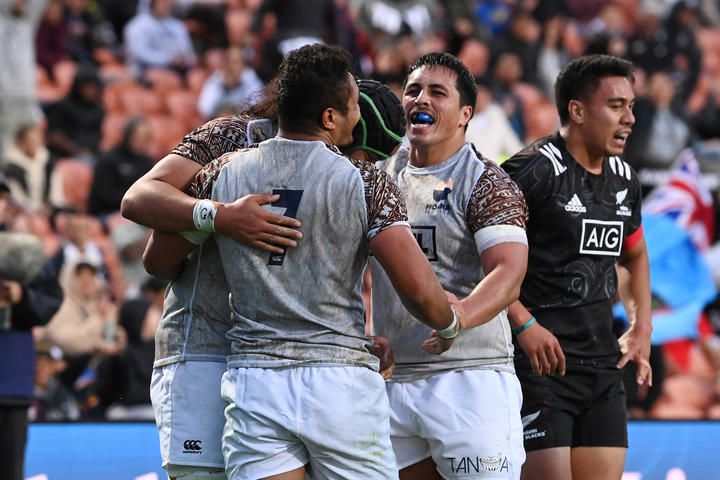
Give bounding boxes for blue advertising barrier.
[25,421,720,479]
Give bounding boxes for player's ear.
[321,107,336,130]
[568,99,584,124]
[459,105,473,128]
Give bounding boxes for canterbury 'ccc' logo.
[183,440,202,452]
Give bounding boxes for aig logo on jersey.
[579,220,624,256]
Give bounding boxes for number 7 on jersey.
[268,189,304,266]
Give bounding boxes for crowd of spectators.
[2,0,720,421]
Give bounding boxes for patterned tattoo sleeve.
[172,115,251,166]
[467,156,528,234]
[349,157,408,238]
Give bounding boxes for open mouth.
[410,112,435,126]
[613,132,630,142]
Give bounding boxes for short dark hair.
[404,52,477,118]
[277,44,355,133]
[555,54,635,125]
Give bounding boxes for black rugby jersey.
[502,132,643,362]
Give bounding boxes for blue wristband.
[512,317,536,336]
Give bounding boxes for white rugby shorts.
[150,362,227,470]
[387,369,525,479]
[221,365,398,480]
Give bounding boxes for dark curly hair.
[277,44,355,134]
[404,52,477,117]
[555,54,635,125]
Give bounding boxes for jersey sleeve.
[350,158,409,240]
[623,171,644,250]
[171,115,250,166]
[467,158,528,254]
[186,151,237,199]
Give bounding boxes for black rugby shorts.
[517,362,628,451]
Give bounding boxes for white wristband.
[193,199,218,232]
[436,307,459,339]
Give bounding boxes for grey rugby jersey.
[371,142,528,381]
[154,116,275,367]
[190,137,408,371]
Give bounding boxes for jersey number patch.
[268,189,304,266]
[412,226,438,261]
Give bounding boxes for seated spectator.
[197,46,264,119]
[97,276,166,420]
[624,71,692,193]
[123,0,196,78]
[45,66,104,161]
[65,0,117,65]
[465,77,523,163]
[88,117,154,217]
[51,208,108,279]
[2,123,52,214]
[29,341,80,421]
[489,51,526,142]
[36,260,122,358]
[35,0,68,75]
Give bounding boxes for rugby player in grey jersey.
[369,52,529,479]
[144,44,462,480]
[123,73,412,478]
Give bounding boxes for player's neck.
[560,127,604,175]
[277,128,336,147]
[408,137,466,168]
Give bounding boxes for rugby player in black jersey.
[501,55,652,480]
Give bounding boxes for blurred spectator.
[175,0,227,51]
[494,10,541,85]
[2,122,52,214]
[624,71,692,193]
[29,342,80,421]
[456,37,490,79]
[97,0,139,42]
[0,0,47,156]
[123,0,196,78]
[35,0,68,75]
[45,66,104,160]
[350,0,438,43]
[110,219,150,294]
[88,117,154,217]
[249,0,337,81]
[489,51,526,141]
[474,0,513,38]
[65,0,116,65]
[536,13,570,99]
[0,172,63,480]
[51,208,108,279]
[197,46,264,119]
[583,31,628,57]
[37,260,121,358]
[465,77,523,163]
[691,78,720,140]
[97,276,166,420]
[444,0,488,54]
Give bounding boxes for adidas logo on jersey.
[564,194,586,213]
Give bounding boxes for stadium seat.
[165,89,200,124]
[121,86,166,116]
[147,114,189,159]
[52,158,94,213]
[145,67,185,94]
[100,63,134,85]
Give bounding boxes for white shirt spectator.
[197,68,263,119]
[123,1,195,76]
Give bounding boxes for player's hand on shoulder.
[368,335,395,380]
[516,320,566,376]
[214,193,303,254]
